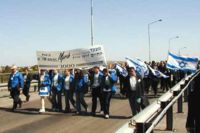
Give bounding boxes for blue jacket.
[101,73,118,92]
[8,71,24,90]
[52,74,63,91]
[62,74,75,91]
[39,74,51,92]
[74,76,87,92]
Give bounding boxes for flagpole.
[91,0,94,46]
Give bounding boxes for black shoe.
[55,108,62,112]
[19,102,22,108]
[11,107,16,112]
[26,95,30,102]
[90,112,96,116]
[64,109,71,113]
[85,106,88,112]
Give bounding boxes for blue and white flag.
[167,52,198,72]
[125,57,149,78]
[109,69,117,75]
[148,65,169,78]
[115,63,128,77]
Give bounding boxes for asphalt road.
[0,89,187,133]
[0,93,133,133]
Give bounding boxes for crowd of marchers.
[7,60,194,119]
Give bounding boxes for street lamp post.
[168,36,179,51]
[148,19,162,62]
[179,47,187,56]
[91,0,94,46]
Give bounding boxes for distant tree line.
[0,65,38,73]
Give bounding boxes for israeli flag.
[167,52,198,72]
[148,65,169,78]
[125,57,149,78]
[115,63,128,77]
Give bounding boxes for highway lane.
[0,94,132,133]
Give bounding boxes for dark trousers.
[76,91,87,113]
[10,89,22,109]
[91,87,103,113]
[102,91,112,115]
[119,78,126,95]
[160,78,165,90]
[23,85,30,98]
[52,87,62,111]
[128,91,140,116]
[64,90,76,111]
[143,77,151,94]
[151,80,158,96]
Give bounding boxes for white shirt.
[130,76,137,91]
[24,75,27,82]
[92,73,100,87]
[11,71,18,80]
[103,76,111,92]
[53,74,59,87]
[64,76,70,90]
[40,75,45,82]
[105,76,111,86]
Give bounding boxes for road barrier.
[116,70,200,133]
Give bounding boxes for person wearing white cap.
[8,65,24,111]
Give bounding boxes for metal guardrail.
[116,70,199,133]
[0,72,38,83]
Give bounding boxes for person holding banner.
[90,66,104,116]
[101,68,117,119]
[51,69,63,112]
[74,69,88,114]
[63,69,76,113]
[38,69,51,113]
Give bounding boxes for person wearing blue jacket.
[38,69,51,113]
[101,68,117,119]
[51,69,63,112]
[63,69,76,113]
[8,65,24,111]
[74,69,88,114]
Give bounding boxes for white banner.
[37,45,107,70]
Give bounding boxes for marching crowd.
[7,61,188,119]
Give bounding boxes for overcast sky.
[0,0,200,66]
